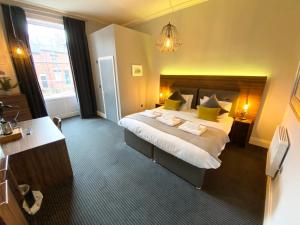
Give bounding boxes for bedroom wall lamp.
[240,103,249,120]
[159,88,171,103]
[240,92,250,120]
[9,5,30,59]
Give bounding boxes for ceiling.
[8,0,208,25]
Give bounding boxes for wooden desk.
[2,117,73,192]
[0,147,28,225]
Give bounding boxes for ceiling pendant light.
[9,5,30,58]
[156,0,182,53]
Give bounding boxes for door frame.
[97,56,121,121]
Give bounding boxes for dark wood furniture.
[1,117,73,192]
[0,149,28,225]
[0,94,32,122]
[160,75,267,119]
[230,118,254,147]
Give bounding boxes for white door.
[98,56,121,123]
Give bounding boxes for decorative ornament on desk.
[0,70,18,95]
[156,0,182,53]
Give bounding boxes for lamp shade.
[156,22,182,53]
[11,39,30,59]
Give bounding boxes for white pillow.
[180,94,193,111]
[201,96,232,112]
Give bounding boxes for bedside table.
[230,118,254,147]
[155,103,164,108]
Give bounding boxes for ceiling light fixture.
[156,0,182,53]
[9,5,30,58]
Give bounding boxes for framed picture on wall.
[290,63,300,122]
[132,65,143,77]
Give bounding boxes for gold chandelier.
[156,0,182,53]
[156,22,182,53]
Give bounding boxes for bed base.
[124,129,206,188]
[124,128,153,158]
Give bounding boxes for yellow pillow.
[197,105,221,122]
[164,99,181,111]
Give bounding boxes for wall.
[114,25,152,116]
[88,24,152,117]
[86,20,105,35]
[0,8,19,94]
[133,0,300,147]
[264,106,300,225]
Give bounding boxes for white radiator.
[266,125,289,178]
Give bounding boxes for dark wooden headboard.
[160,75,267,119]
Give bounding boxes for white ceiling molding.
[0,0,108,25]
[0,0,208,27]
[123,0,208,27]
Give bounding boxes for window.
[64,70,72,85]
[28,18,75,99]
[40,74,48,88]
[50,54,57,63]
[54,70,61,81]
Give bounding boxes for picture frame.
[132,65,143,77]
[290,63,300,122]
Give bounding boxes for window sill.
[44,94,76,102]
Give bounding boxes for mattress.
[119,108,234,169]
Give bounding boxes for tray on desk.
[0,128,22,144]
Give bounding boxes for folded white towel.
[182,121,204,130]
[161,114,176,120]
[140,110,162,118]
[156,116,182,126]
[178,121,207,136]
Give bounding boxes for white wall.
[265,105,300,225]
[133,0,300,147]
[114,25,152,116]
[88,24,152,117]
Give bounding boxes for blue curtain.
[63,17,97,118]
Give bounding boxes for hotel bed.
[120,108,234,169]
[119,87,239,188]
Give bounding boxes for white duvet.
[119,108,233,169]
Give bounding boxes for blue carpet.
[29,117,266,225]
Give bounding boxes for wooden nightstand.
[155,103,164,108]
[230,118,254,147]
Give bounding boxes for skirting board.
[97,111,106,118]
[249,136,270,148]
